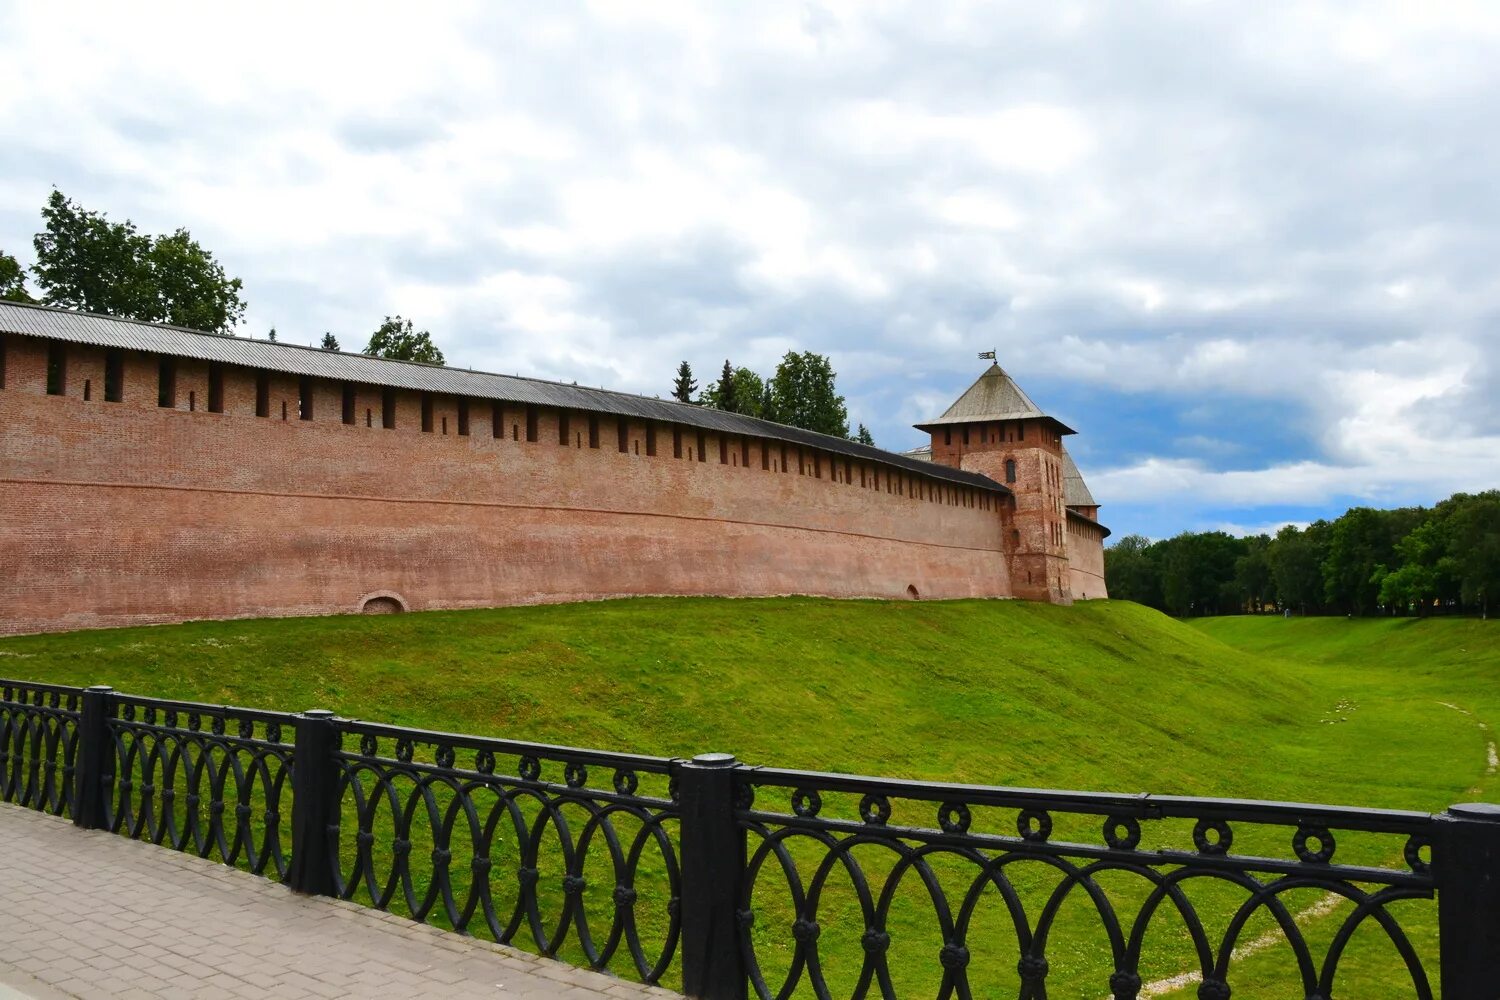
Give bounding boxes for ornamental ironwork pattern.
[105,694,296,879]
[0,681,80,817]
[735,769,1436,1000]
[2,676,1495,999]
[328,718,681,984]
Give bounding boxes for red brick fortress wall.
[0,336,1014,635]
[1066,514,1108,600]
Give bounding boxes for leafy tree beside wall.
[1107,490,1500,617]
[671,361,698,404]
[363,316,445,365]
[0,250,34,302]
[30,190,246,334]
[702,362,766,418]
[764,351,849,438]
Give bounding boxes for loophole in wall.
[906,584,920,600]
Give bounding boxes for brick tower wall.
[1066,514,1109,600]
[928,418,1073,604]
[0,335,1015,635]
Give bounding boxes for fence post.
[1437,802,1500,996]
[678,752,747,1000]
[72,685,114,830]
[285,709,339,896]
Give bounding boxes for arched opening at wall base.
[906,584,920,600]
[358,591,409,615]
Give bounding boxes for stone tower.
[916,363,1077,603]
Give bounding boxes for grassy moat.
[3,599,1495,997]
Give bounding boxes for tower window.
[83,378,92,401]
[104,350,124,402]
[719,435,728,465]
[962,425,970,445]
[298,376,314,420]
[761,442,769,470]
[558,410,570,445]
[1018,422,1025,441]
[617,419,629,453]
[646,421,657,457]
[1005,459,1016,484]
[157,357,176,407]
[457,399,470,436]
[208,364,225,413]
[382,388,397,429]
[492,401,503,439]
[673,425,683,458]
[422,393,434,432]
[742,439,751,468]
[696,430,706,463]
[944,427,951,446]
[588,413,600,448]
[255,373,270,417]
[341,384,356,425]
[525,405,538,441]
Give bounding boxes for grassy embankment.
[1,599,1494,997]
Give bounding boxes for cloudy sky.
[3,1,1498,539]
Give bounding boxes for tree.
[1159,531,1242,616]
[1105,534,1163,608]
[267,327,278,342]
[1449,493,1500,618]
[0,250,34,302]
[146,228,247,333]
[716,360,737,411]
[320,332,340,351]
[1232,534,1276,612]
[31,190,245,333]
[702,365,766,418]
[1268,523,1328,615]
[765,351,849,437]
[364,316,445,365]
[671,361,698,404]
[855,424,875,447]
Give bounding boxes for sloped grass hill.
[3,600,1494,997]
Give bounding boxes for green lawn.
[2,599,1494,997]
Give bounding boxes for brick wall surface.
[0,337,1017,635]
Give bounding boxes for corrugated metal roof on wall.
[0,301,1009,494]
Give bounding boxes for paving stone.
[0,806,677,1000]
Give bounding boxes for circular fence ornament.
[1193,818,1233,856]
[1404,834,1432,875]
[565,761,588,788]
[1104,815,1142,851]
[519,755,542,781]
[395,738,415,764]
[1017,809,1053,842]
[939,801,971,834]
[359,733,378,757]
[435,744,455,769]
[860,793,892,826]
[614,769,639,795]
[475,749,495,774]
[1293,825,1336,864]
[791,788,822,818]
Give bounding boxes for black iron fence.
[3,676,1498,998]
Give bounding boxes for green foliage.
[855,423,875,447]
[701,363,766,418]
[0,250,34,302]
[320,332,339,351]
[31,190,245,333]
[364,315,445,365]
[670,360,697,404]
[764,350,849,437]
[267,327,277,342]
[1103,534,1161,607]
[1109,490,1500,617]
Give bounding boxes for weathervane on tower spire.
[978,350,996,361]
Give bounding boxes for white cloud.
[3,1,1500,531]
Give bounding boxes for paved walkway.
[0,806,682,1000]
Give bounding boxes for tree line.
[671,357,875,445]
[1106,490,1500,618]
[1,191,444,364]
